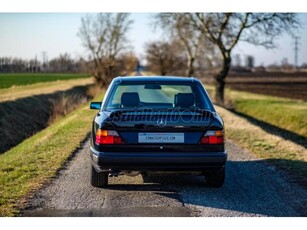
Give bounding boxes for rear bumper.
[90,147,227,172]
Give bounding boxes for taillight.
[95,129,124,144]
[199,130,224,144]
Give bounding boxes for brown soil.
[201,72,307,101]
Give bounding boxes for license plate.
[138,133,184,143]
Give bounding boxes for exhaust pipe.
[109,171,120,177]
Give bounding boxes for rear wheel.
[91,166,108,187]
[206,167,225,187]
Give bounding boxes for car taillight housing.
[95,129,124,145]
[199,130,224,144]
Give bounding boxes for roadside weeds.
[0,92,104,216]
[215,105,307,188]
[203,83,306,187]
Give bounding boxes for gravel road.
[22,139,307,217]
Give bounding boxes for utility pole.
[293,36,300,70]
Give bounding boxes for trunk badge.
[157,119,167,128]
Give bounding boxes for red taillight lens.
[95,129,124,144]
[199,130,224,144]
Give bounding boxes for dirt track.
[22,139,307,217]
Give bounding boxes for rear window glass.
[105,82,212,110]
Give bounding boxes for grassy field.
[204,84,307,186]
[0,77,94,103]
[228,90,307,138]
[0,84,100,154]
[215,105,307,187]
[0,73,91,89]
[204,84,307,138]
[0,92,104,216]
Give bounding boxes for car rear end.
[90,77,227,187]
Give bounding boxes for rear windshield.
[105,82,213,110]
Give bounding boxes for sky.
[0,13,307,67]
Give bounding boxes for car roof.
[113,76,200,83]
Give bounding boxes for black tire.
[206,167,225,188]
[91,166,108,187]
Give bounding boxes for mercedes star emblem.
[157,118,167,128]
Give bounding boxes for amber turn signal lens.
[95,129,124,145]
[199,130,224,144]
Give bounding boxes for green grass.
[204,84,307,138]
[0,92,104,216]
[225,126,307,183]
[0,73,91,89]
[204,83,307,186]
[227,128,304,160]
[229,90,307,138]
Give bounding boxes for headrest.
[121,92,140,107]
[174,93,194,108]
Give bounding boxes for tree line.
[78,13,300,105]
[1,13,300,105]
[0,54,86,73]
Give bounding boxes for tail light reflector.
[199,130,224,144]
[95,129,124,144]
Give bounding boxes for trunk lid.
[102,109,215,145]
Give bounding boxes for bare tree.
[188,13,300,105]
[0,57,28,72]
[155,13,214,77]
[117,52,139,75]
[49,53,80,73]
[145,40,184,76]
[78,13,133,87]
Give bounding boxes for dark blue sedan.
[89,76,227,187]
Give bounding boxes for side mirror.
[90,102,102,110]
